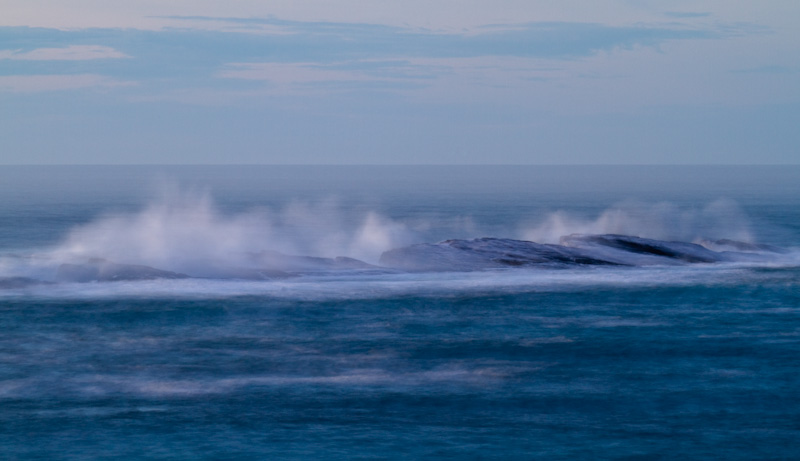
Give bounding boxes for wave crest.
[520,199,753,244]
[52,189,413,273]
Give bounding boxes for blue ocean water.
[1,165,799,459]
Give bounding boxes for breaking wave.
[53,189,413,269]
[520,199,754,244]
[0,190,796,298]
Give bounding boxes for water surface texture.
[1,166,799,459]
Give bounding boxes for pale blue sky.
[1,1,798,164]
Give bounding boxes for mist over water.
[54,188,413,269]
[521,198,754,244]
[0,182,789,292]
[3,166,800,459]
[0,192,795,306]
[2,164,799,250]
[55,191,756,266]
[0,164,798,291]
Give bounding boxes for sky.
[1,0,798,164]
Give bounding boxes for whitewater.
[1,165,799,459]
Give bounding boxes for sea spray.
[51,189,415,274]
[519,198,753,244]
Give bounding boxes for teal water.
[1,166,799,459]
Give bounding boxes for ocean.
[1,165,799,459]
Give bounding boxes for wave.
[378,234,784,272]
[519,199,754,244]
[1,190,796,297]
[49,189,414,270]
[0,233,795,300]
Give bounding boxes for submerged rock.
[56,258,189,283]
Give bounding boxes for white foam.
[0,262,788,301]
[520,199,754,244]
[49,189,415,273]
[0,189,796,300]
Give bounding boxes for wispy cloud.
[664,12,712,19]
[730,65,795,74]
[0,18,734,96]
[0,74,136,92]
[0,45,129,61]
[0,16,769,100]
[160,17,721,60]
[217,57,559,96]
[0,18,749,69]
[218,60,441,89]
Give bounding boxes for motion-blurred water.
[1,165,799,459]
